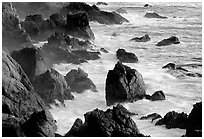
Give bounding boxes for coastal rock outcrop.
[156,36,180,46]
[105,62,146,106]
[2,51,56,136]
[116,48,138,63]
[140,113,162,122]
[130,34,150,42]
[60,2,129,25]
[144,12,167,19]
[65,104,146,137]
[149,90,166,101]
[65,68,97,93]
[96,2,108,6]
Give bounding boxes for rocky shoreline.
[2,2,202,137]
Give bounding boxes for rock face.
[65,104,145,137]
[2,3,32,53]
[105,62,146,106]
[156,36,180,46]
[155,111,188,129]
[60,2,129,25]
[2,51,56,136]
[116,49,138,63]
[130,34,150,42]
[150,90,166,101]
[144,12,167,19]
[64,68,97,93]
[140,113,162,122]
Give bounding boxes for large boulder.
[144,12,167,19]
[116,49,138,63]
[150,90,166,101]
[155,111,188,129]
[60,2,129,25]
[105,62,146,106]
[2,51,56,136]
[65,104,146,137]
[156,36,180,46]
[2,3,32,53]
[64,68,97,93]
[130,34,150,42]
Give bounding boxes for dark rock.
[130,34,150,42]
[105,61,146,106]
[162,63,176,70]
[155,111,188,129]
[144,4,152,7]
[55,133,63,137]
[60,2,129,25]
[64,68,97,93]
[115,104,137,116]
[183,130,202,137]
[96,2,108,6]
[72,50,100,61]
[2,3,32,53]
[112,32,118,36]
[50,13,66,26]
[150,90,166,101]
[100,48,109,53]
[140,113,162,122]
[156,36,180,46]
[116,48,138,63]
[2,51,56,136]
[65,104,146,137]
[115,8,127,14]
[144,12,167,19]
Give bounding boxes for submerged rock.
[144,4,152,7]
[116,48,138,63]
[105,61,146,106]
[65,104,146,137]
[140,113,162,122]
[64,68,97,93]
[144,12,167,19]
[130,34,150,42]
[156,36,180,46]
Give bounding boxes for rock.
[60,2,129,25]
[2,51,56,136]
[150,90,166,101]
[50,13,66,26]
[183,130,202,137]
[96,2,108,6]
[65,104,146,137]
[55,133,63,137]
[115,8,127,14]
[115,104,137,116]
[140,113,162,122]
[144,12,167,19]
[116,48,138,63]
[33,69,74,105]
[155,111,188,129]
[105,61,146,106]
[2,3,32,53]
[100,48,108,53]
[64,68,97,93]
[156,36,180,46]
[64,118,84,137]
[130,34,150,42]
[144,4,152,7]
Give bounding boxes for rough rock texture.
[150,90,166,101]
[65,104,146,137]
[60,2,129,25]
[130,34,151,42]
[64,68,97,93]
[140,113,162,122]
[144,12,167,19]
[2,51,56,136]
[105,61,146,106]
[156,36,180,46]
[155,111,188,129]
[2,3,32,53]
[116,49,138,63]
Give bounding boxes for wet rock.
[144,4,152,7]
[116,48,138,63]
[144,12,167,19]
[150,90,166,101]
[65,104,146,137]
[140,113,162,122]
[64,118,84,137]
[72,50,100,61]
[115,104,137,116]
[2,51,56,136]
[115,8,127,14]
[60,2,129,25]
[100,48,108,53]
[2,3,32,53]
[130,34,150,42]
[156,36,180,46]
[64,68,97,93]
[96,2,108,6]
[105,61,146,106]
[155,111,188,129]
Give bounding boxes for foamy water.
[50,2,202,137]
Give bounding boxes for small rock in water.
[156,36,180,46]
[100,48,108,53]
[116,48,138,63]
[140,113,162,122]
[150,90,166,101]
[130,34,150,42]
[144,12,167,19]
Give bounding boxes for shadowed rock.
[105,62,146,106]
[156,36,180,46]
[100,48,108,53]
[116,48,138,63]
[140,113,162,122]
[96,2,108,6]
[144,12,167,19]
[130,34,150,42]
[144,4,152,7]
[150,90,166,101]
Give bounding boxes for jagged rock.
[64,68,97,93]
[156,36,180,46]
[2,3,32,53]
[60,2,129,25]
[116,48,138,63]
[140,113,162,122]
[65,104,146,137]
[2,51,56,136]
[100,48,108,53]
[115,104,137,116]
[155,111,188,129]
[150,90,166,101]
[130,34,150,42]
[50,13,66,26]
[144,12,167,19]
[105,62,146,106]
[96,2,108,6]
[115,8,127,14]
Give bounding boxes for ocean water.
[49,2,202,137]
